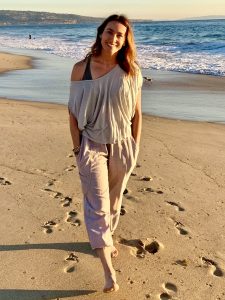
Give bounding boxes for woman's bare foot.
[111,246,119,258]
[103,272,119,293]
[95,247,119,293]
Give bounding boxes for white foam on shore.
[0,35,225,76]
[137,44,225,76]
[0,36,92,62]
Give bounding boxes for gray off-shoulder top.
[68,65,143,144]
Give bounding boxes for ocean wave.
[137,44,225,76]
[0,29,225,77]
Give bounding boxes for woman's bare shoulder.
[71,59,87,81]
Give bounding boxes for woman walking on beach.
[68,14,143,293]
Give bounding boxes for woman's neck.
[95,51,117,66]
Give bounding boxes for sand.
[0,52,32,74]
[1,52,225,300]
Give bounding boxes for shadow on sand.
[0,289,96,300]
[0,242,95,256]
[0,242,98,299]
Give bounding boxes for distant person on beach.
[68,14,143,293]
[29,34,31,39]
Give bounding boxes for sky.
[1,0,225,20]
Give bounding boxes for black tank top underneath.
[82,57,93,80]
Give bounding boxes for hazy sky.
[1,0,225,20]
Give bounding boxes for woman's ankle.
[105,270,116,283]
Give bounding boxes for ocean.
[0,19,225,122]
[1,19,225,76]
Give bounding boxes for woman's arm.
[69,61,85,152]
[69,111,81,150]
[131,89,142,145]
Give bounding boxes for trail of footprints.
[18,158,225,283]
[41,186,73,208]
[38,155,82,274]
[40,175,82,234]
[126,172,189,238]
[126,165,224,296]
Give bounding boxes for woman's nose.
[109,34,117,44]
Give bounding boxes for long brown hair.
[86,14,138,76]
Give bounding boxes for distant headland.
[0,10,151,26]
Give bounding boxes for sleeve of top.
[68,82,87,131]
[68,83,78,119]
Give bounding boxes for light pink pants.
[75,135,138,249]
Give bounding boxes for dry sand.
[1,52,225,300]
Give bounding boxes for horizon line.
[1,9,225,22]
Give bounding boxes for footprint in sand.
[0,177,12,185]
[163,282,178,294]
[139,187,164,195]
[159,292,171,300]
[64,252,79,273]
[169,218,188,236]
[41,220,58,234]
[45,179,56,187]
[145,240,162,255]
[64,165,76,172]
[120,205,127,216]
[119,238,163,258]
[41,188,63,199]
[41,188,73,207]
[201,257,224,277]
[123,188,129,195]
[174,259,188,267]
[131,172,137,176]
[174,221,188,236]
[166,201,185,212]
[65,252,79,263]
[61,196,72,207]
[140,176,153,182]
[66,211,81,226]
[123,188,138,202]
[64,265,76,273]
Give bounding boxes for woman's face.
[100,21,127,56]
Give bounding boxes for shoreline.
[1,49,225,124]
[1,96,225,128]
[0,51,32,74]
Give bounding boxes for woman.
[68,14,143,293]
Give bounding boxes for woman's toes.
[103,271,119,293]
[103,283,119,293]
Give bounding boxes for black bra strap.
[82,57,93,80]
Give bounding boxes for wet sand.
[1,51,225,300]
[0,52,32,73]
